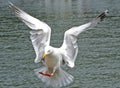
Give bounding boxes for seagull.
[9,2,108,88]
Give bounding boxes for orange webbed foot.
[39,72,53,77]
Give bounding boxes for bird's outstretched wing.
[9,3,51,63]
[61,10,108,68]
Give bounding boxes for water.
[0,0,120,88]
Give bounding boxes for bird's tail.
[34,67,74,88]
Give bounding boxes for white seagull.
[9,3,108,88]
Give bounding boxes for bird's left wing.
[9,3,51,63]
[61,10,108,68]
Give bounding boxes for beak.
[42,53,46,60]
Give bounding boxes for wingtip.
[8,1,13,6]
[8,2,21,15]
[8,1,14,8]
[104,10,109,15]
[97,10,109,21]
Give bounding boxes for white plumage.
[9,2,108,88]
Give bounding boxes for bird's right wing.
[61,10,108,68]
[9,3,51,63]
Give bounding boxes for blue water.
[0,0,120,88]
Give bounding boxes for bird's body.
[44,47,61,73]
[9,2,108,88]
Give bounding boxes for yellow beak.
[42,53,46,59]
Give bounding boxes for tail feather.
[34,67,74,88]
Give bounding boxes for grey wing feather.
[61,10,108,67]
[9,3,51,63]
[30,30,50,63]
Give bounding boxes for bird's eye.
[48,50,51,52]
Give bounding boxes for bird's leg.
[47,67,56,76]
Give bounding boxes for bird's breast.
[45,55,60,68]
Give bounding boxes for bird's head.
[42,47,53,59]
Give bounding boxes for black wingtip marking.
[8,1,14,8]
[97,10,109,21]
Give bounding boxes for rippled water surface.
[0,0,120,88]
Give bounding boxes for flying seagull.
[9,3,108,88]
